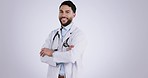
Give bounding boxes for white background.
[0,0,148,78]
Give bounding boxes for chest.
[51,31,74,51]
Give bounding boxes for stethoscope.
[52,30,71,51]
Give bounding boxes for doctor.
[40,1,86,78]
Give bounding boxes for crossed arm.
[40,45,74,57]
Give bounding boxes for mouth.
[60,17,68,23]
[59,17,72,26]
[61,17,68,20]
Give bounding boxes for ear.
[73,13,76,17]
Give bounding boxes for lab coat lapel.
[52,28,62,50]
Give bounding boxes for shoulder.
[49,28,60,35]
[47,28,60,38]
[71,26,87,45]
[72,26,86,41]
[52,28,59,33]
[73,26,85,36]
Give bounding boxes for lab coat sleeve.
[52,31,87,63]
[41,55,56,66]
[40,31,57,66]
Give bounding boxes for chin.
[61,22,67,25]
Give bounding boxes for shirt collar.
[61,22,73,31]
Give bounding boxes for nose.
[61,12,67,17]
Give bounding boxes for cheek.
[68,15,74,19]
[59,13,63,17]
[70,13,75,18]
[67,14,73,18]
[59,14,61,18]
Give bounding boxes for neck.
[61,22,73,28]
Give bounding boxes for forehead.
[59,5,72,11]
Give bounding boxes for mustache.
[60,17,68,19]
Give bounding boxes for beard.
[59,17,72,26]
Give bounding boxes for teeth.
[62,18,67,20]
[61,18,67,22]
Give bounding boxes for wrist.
[48,50,54,56]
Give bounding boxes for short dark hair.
[59,0,76,13]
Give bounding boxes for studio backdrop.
[0,0,148,78]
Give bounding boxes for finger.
[41,48,45,51]
[68,46,73,50]
[69,45,74,48]
[40,50,43,54]
[69,48,72,50]
[40,51,42,54]
[66,47,72,51]
[40,51,44,56]
[41,52,45,57]
[40,51,43,56]
[42,53,45,57]
[66,48,69,51]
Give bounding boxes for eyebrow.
[60,9,71,11]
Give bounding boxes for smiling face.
[59,5,76,26]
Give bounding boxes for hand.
[66,45,74,51]
[40,48,54,57]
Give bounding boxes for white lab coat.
[40,24,87,78]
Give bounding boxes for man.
[40,1,86,78]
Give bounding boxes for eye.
[59,10,63,13]
[66,10,70,14]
